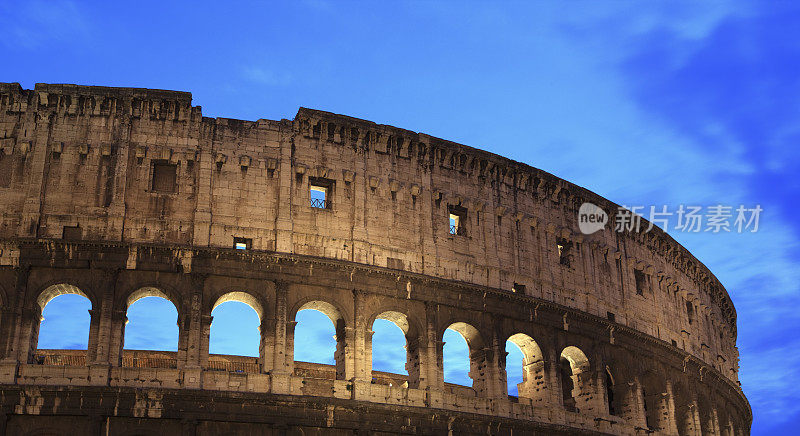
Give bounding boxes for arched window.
[293,300,346,379]
[443,322,487,395]
[505,333,547,404]
[371,312,409,376]
[560,346,591,412]
[210,292,261,357]
[124,288,178,352]
[35,284,92,365]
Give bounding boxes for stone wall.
[0,83,750,435]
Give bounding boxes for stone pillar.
[711,407,722,436]
[17,307,42,364]
[17,111,50,238]
[424,302,443,408]
[665,380,680,435]
[108,310,127,367]
[631,378,649,429]
[274,133,294,253]
[270,281,292,393]
[352,289,370,383]
[335,325,355,381]
[199,315,212,369]
[88,270,117,385]
[545,353,563,407]
[192,144,214,247]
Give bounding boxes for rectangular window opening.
[607,312,616,322]
[152,160,177,193]
[62,225,82,241]
[234,237,252,250]
[309,177,332,209]
[448,205,467,236]
[634,269,648,296]
[557,238,572,267]
[512,283,526,294]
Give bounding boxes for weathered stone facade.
[0,83,750,435]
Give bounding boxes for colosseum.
[0,83,750,435]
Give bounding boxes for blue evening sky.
[4,1,799,434]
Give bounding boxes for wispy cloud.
[0,0,90,50]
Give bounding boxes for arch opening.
[34,284,92,365]
[123,288,179,354]
[293,300,346,380]
[559,346,591,412]
[672,382,697,436]
[641,372,668,431]
[505,333,547,404]
[210,296,261,358]
[444,322,488,396]
[370,313,410,387]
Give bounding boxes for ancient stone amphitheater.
[0,83,750,435]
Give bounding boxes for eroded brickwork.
[0,83,750,435]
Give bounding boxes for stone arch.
[293,299,348,380]
[603,360,639,422]
[506,333,547,404]
[123,286,180,353]
[211,291,264,321]
[36,282,93,311]
[640,370,670,431]
[126,286,175,309]
[697,392,717,436]
[672,381,698,436]
[559,346,592,412]
[369,310,424,388]
[31,283,93,363]
[209,291,265,361]
[444,321,492,397]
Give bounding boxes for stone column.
[424,302,443,408]
[665,380,680,435]
[270,281,292,393]
[17,109,50,238]
[631,378,649,429]
[352,290,371,383]
[108,310,127,367]
[16,307,42,364]
[351,289,372,400]
[88,270,117,385]
[199,315,212,369]
[0,267,30,382]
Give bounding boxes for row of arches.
[29,283,742,435]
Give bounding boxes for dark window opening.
[448,205,467,236]
[62,225,82,241]
[634,269,648,295]
[671,340,678,347]
[233,237,252,250]
[152,160,177,193]
[557,238,572,267]
[606,369,616,415]
[686,301,694,324]
[497,215,503,226]
[512,283,526,294]
[386,257,404,270]
[309,177,333,209]
[607,312,616,322]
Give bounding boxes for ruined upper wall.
[0,83,740,382]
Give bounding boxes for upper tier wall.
[0,83,740,382]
